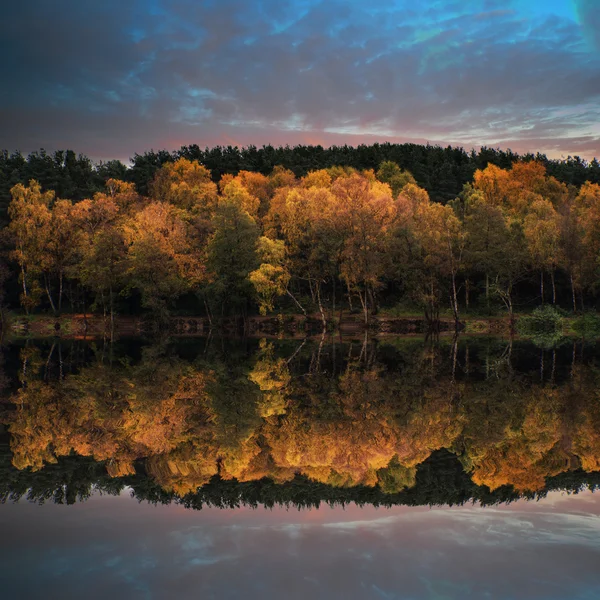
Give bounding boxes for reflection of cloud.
[322,515,401,530]
[1,0,599,160]
[430,508,600,549]
[170,528,239,567]
[2,491,600,599]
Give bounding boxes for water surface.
[1,336,600,598]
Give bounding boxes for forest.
[1,142,600,325]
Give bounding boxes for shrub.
[571,312,600,339]
[517,305,566,348]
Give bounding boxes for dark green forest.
[2,143,599,217]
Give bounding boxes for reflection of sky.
[1,491,600,599]
[1,1,599,160]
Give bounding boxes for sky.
[1,490,600,599]
[1,0,599,162]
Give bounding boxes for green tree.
[376,161,416,198]
[206,199,259,317]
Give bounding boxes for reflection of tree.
[8,347,213,477]
[5,338,600,497]
[248,340,291,418]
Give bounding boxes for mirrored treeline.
[1,336,600,509]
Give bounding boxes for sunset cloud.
[1,0,598,161]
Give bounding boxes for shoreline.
[2,311,583,340]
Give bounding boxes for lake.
[1,336,599,599]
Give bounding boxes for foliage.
[570,312,600,338]
[517,305,566,348]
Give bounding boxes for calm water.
[1,336,600,599]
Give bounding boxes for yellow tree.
[220,179,261,219]
[150,158,218,216]
[8,181,54,312]
[332,174,395,324]
[249,237,294,315]
[413,201,465,325]
[574,182,600,302]
[274,185,343,326]
[221,170,272,218]
[523,198,562,303]
[125,202,205,315]
[71,187,127,323]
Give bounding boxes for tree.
[462,188,512,311]
[150,158,218,216]
[274,185,342,327]
[523,198,562,304]
[413,201,465,325]
[333,174,395,324]
[7,181,54,312]
[376,161,416,198]
[249,237,292,315]
[574,182,600,302]
[206,199,259,317]
[125,202,205,317]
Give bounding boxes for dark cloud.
[0,0,598,161]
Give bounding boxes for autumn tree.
[249,237,293,315]
[125,202,205,317]
[574,182,600,301]
[332,174,396,324]
[523,198,562,303]
[8,181,54,312]
[150,158,218,216]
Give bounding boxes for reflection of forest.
[2,337,600,506]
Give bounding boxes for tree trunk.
[551,269,556,305]
[540,270,544,304]
[451,271,459,328]
[203,297,213,327]
[58,271,64,313]
[44,275,57,314]
[316,282,327,330]
[20,263,29,315]
[359,288,369,326]
[570,274,577,313]
[331,277,336,321]
[286,288,306,315]
[347,282,353,312]
[308,278,316,304]
[109,283,114,343]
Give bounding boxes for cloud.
[0,0,598,161]
[575,0,600,50]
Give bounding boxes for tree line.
[2,144,599,216]
[2,154,600,324]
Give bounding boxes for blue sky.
[1,0,599,161]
